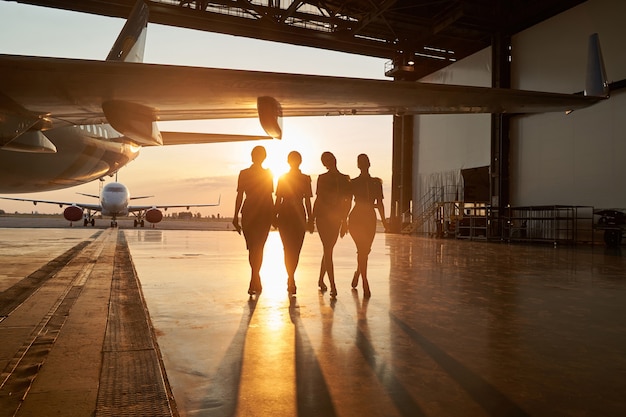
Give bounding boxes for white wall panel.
[410,0,626,210]
[414,47,492,201]
[511,0,626,208]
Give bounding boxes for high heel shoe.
[287,278,297,295]
[330,285,337,298]
[351,270,359,288]
[363,281,371,298]
[318,279,328,292]
[248,285,262,295]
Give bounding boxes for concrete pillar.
[390,115,413,233]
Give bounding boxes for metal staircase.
[401,202,439,234]
[401,186,464,235]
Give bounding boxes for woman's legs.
[318,217,341,296]
[356,248,371,298]
[350,228,375,297]
[280,226,305,294]
[243,223,270,295]
[248,242,264,294]
[318,257,328,291]
[348,207,375,296]
[323,243,338,297]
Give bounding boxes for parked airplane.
[0,1,609,194]
[0,181,220,227]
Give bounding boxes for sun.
[262,143,290,181]
[260,132,322,185]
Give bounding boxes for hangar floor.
[1,222,625,416]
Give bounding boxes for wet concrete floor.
[1,223,625,416]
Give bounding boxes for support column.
[390,114,413,233]
[490,32,512,238]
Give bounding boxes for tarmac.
[1,216,625,417]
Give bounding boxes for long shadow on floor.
[390,313,529,417]
[198,298,258,417]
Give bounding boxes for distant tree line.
[164,212,224,220]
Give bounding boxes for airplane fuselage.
[100,182,131,217]
[0,125,140,193]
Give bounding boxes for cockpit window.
[108,186,125,192]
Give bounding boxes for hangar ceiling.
[14,0,586,79]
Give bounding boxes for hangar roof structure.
[12,0,586,79]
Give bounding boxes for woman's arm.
[375,199,388,231]
[232,190,244,234]
[305,196,314,233]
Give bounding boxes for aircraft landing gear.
[110,220,118,227]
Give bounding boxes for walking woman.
[233,145,274,296]
[313,151,351,297]
[274,151,314,295]
[348,153,388,298]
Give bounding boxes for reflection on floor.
[126,230,626,417]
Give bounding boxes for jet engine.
[63,205,83,222]
[145,208,163,224]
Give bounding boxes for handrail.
[402,185,463,234]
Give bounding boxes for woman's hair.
[287,150,302,167]
[251,145,266,163]
[321,151,336,169]
[357,153,370,170]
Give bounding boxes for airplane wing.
[0,196,102,212]
[128,197,221,213]
[0,46,607,141]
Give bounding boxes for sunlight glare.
[262,143,290,181]
[257,231,291,333]
[261,127,322,185]
[259,231,287,302]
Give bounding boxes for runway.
[1,218,625,416]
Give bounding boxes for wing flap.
[160,131,272,146]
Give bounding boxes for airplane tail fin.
[106,1,149,63]
[585,33,609,97]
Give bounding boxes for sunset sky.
[0,2,393,218]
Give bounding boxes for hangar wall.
[510,0,626,208]
[413,48,492,205]
[412,0,626,212]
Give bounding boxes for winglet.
[106,0,149,63]
[585,33,609,98]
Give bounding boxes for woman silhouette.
[274,151,313,295]
[233,146,274,295]
[348,153,388,298]
[313,152,351,297]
